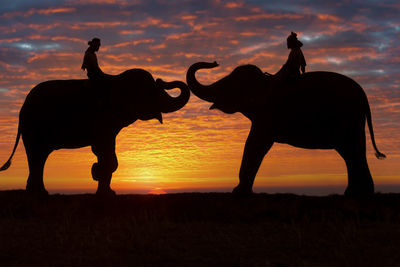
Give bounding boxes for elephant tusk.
[156,113,163,124]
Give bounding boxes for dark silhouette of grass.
[0,191,399,266]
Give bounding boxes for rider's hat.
[88,37,101,46]
[287,32,303,48]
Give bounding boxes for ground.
[0,191,399,266]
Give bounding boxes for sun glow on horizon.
[148,187,167,195]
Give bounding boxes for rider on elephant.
[274,32,307,82]
[81,37,105,80]
[81,37,109,106]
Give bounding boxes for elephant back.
[108,68,157,102]
[295,71,366,101]
[115,69,154,83]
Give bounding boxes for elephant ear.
[209,93,242,114]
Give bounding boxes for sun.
[148,188,167,195]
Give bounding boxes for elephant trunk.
[157,79,190,113]
[186,61,220,102]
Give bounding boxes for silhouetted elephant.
[187,62,385,196]
[0,69,190,195]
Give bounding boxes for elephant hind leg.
[91,139,118,196]
[336,136,374,196]
[25,147,51,195]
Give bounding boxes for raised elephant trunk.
[186,61,219,102]
[156,79,190,113]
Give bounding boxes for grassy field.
[0,191,399,266]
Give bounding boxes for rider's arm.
[300,50,306,74]
[84,53,101,71]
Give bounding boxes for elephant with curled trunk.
[0,69,190,195]
[187,61,385,196]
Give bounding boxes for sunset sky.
[0,0,399,195]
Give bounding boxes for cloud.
[225,2,244,9]
[1,7,76,19]
[236,43,267,55]
[235,13,304,21]
[119,30,145,35]
[66,0,136,5]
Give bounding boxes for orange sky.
[0,0,399,195]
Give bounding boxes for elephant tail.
[365,100,386,159]
[0,124,21,171]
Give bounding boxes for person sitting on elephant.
[81,37,109,107]
[81,37,105,80]
[275,32,306,82]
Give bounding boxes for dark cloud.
[0,0,65,13]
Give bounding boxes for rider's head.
[88,37,101,52]
[287,32,303,49]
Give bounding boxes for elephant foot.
[232,184,253,197]
[26,185,49,196]
[344,185,374,197]
[96,187,116,197]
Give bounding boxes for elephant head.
[186,61,268,115]
[114,69,190,126]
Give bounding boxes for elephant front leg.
[233,125,273,196]
[91,139,118,196]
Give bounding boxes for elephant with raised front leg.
[186,61,385,197]
[0,69,190,196]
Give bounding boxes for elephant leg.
[233,125,273,196]
[336,131,374,196]
[25,146,51,195]
[91,138,118,196]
